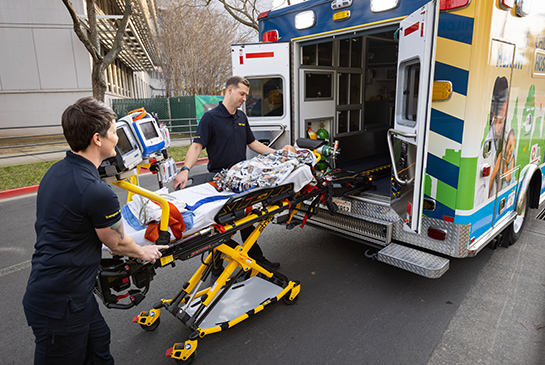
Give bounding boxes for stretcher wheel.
[282,290,299,305]
[174,348,196,364]
[140,317,160,331]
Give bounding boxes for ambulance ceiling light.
[295,10,316,30]
[370,0,399,13]
[439,0,470,11]
[499,0,514,10]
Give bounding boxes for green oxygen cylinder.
[316,121,329,140]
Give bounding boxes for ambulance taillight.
[428,227,447,241]
[439,0,470,11]
[262,30,279,43]
[481,164,491,177]
[499,0,514,10]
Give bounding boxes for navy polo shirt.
[23,151,122,319]
[194,102,255,172]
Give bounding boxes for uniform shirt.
[23,151,122,319]
[194,102,255,173]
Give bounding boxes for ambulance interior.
[299,29,398,199]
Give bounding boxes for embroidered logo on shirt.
[238,123,245,126]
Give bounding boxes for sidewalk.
[0,138,202,199]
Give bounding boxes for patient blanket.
[213,149,314,192]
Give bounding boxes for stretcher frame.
[95,139,375,363]
[132,183,330,363]
[96,170,334,363]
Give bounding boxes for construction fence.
[112,95,224,139]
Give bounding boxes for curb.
[0,158,209,200]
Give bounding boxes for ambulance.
[231,0,545,278]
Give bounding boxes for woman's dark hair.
[489,76,509,125]
[61,97,116,152]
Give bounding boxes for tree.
[203,0,296,33]
[62,0,132,102]
[157,0,252,96]
[205,0,261,32]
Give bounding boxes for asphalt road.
[1,165,545,364]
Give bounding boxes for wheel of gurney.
[140,316,160,331]
[282,289,299,305]
[173,345,196,364]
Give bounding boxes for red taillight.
[499,0,514,9]
[439,0,470,11]
[428,227,447,241]
[481,163,491,177]
[258,11,270,20]
[262,30,279,43]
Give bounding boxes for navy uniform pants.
[24,296,114,365]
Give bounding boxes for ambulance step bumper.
[377,243,449,279]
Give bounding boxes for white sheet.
[122,164,314,246]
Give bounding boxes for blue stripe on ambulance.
[437,13,474,45]
[456,187,519,239]
[429,109,464,144]
[426,154,459,189]
[434,62,469,96]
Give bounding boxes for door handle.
[387,128,416,185]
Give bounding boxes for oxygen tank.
[316,121,329,140]
[307,123,317,139]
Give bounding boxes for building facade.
[0,0,161,133]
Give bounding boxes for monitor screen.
[140,120,159,140]
[117,127,134,155]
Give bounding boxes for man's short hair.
[61,97,117,152]
[226,76,250,90]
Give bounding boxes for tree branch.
[103,0,132,66]
[61,0,102,61]
[216,0,258,31]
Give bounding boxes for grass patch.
[0,143,206,191]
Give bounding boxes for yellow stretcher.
[94,140,376,364]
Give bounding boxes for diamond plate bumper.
[377,243,450,278]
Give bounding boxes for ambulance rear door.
[388,0,439,233]
[231,42,291,151]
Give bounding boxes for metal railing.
[0,119,199,161]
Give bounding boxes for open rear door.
[231,42,291,151]
[388,0,439,233]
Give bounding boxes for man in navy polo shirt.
[23,97,168,364]
[173,76,281,270]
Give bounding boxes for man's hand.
[98,220,168,263]
[173,169,189,190]
[140,244,169,264]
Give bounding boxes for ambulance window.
[305,72,333,100]
[403,63,420,122]
[302,45,316,65]
[246,77,284,117]
[318,42,333,66]
[339,37,363,68]
[302,42,333,66]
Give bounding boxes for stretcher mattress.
[121,164,314,246]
